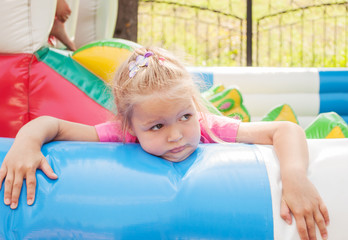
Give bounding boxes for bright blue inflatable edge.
[319,93,348,116]
[319,70,348,94]
[319,70,348,116]
[0,137,273,239]
[189,68,348,121]
[190,71,214,92]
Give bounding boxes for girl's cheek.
[141,137,161,153]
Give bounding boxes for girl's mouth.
[169,145,186,153]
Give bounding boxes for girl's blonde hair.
[112,47,220,142]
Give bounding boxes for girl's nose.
[168,127,183,142]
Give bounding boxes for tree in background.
[114,0,138,42]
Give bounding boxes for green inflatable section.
[73,38,139,56]
[35,47,115,112]
[203,85,348,139]
[202,85,250,121]
[201,97,223,116]
[262,104,299,124]
[305,112,348,139]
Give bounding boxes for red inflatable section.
[0,53,114,138]
[0,54,31,137]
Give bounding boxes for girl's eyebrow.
[142,104,194,126]
[143,118,164,126]
[177,105,194,117]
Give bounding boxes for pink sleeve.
[95,121,137,143]
[200,114,240,143]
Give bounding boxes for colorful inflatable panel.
[0,47,115,138]
[0,0,125,138]
[189,67,348,127]
[1,138,348,239]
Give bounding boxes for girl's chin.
[163,148,195,162]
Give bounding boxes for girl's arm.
[0,116,99,209]
[237,121,329,240]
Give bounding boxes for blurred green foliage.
[138,0,348,67]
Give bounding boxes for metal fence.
[256,2,348,67]
[138,0,348,67]
[138,0,245,66]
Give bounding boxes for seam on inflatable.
[34,47,115,112]
[6,206,15,240]
[27,54,35,121]
[26,0,34,54]
[93,1,98,42]
[252,144,275,240]
[26,0,34,122]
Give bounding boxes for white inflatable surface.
[260,139,348,240]
[74,0,118,48]
[188,67,327,127]
[0,0,56,53]
[199,67,320,94]
[0,0,118,53]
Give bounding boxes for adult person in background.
[49,0,76,51]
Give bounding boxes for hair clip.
[158,57,165,65]
[129,51,154,78]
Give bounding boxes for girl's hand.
[0,143,57,209]
[0,116,98,209]
[280,173,330,240]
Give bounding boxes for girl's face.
[129,95,201,162]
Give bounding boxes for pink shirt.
[95,114,240,143]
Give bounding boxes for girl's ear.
[120,116,136,136]
[127,124,136,136]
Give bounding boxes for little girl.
[0,47,329,240]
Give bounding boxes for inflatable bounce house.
[1,0,348,239]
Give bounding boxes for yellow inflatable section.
[72,39,141,83]
[261,104,299,124]
[203,85,250,122]
[305,112,348,139]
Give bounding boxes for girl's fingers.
[10,173,24,209]
[0,166,7,190]
[1,156,57,209]
[280,199,292,224]
[293,202,328,240]
[40,160,58,180]
[3,170,14,206]
[319,202,330,226]
[294,217,309,240]
[25,170,36,205]
[314,210,328,240]
[304,215,316,240]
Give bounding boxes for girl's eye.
[150,124,163,131]
[180,114,191,121]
